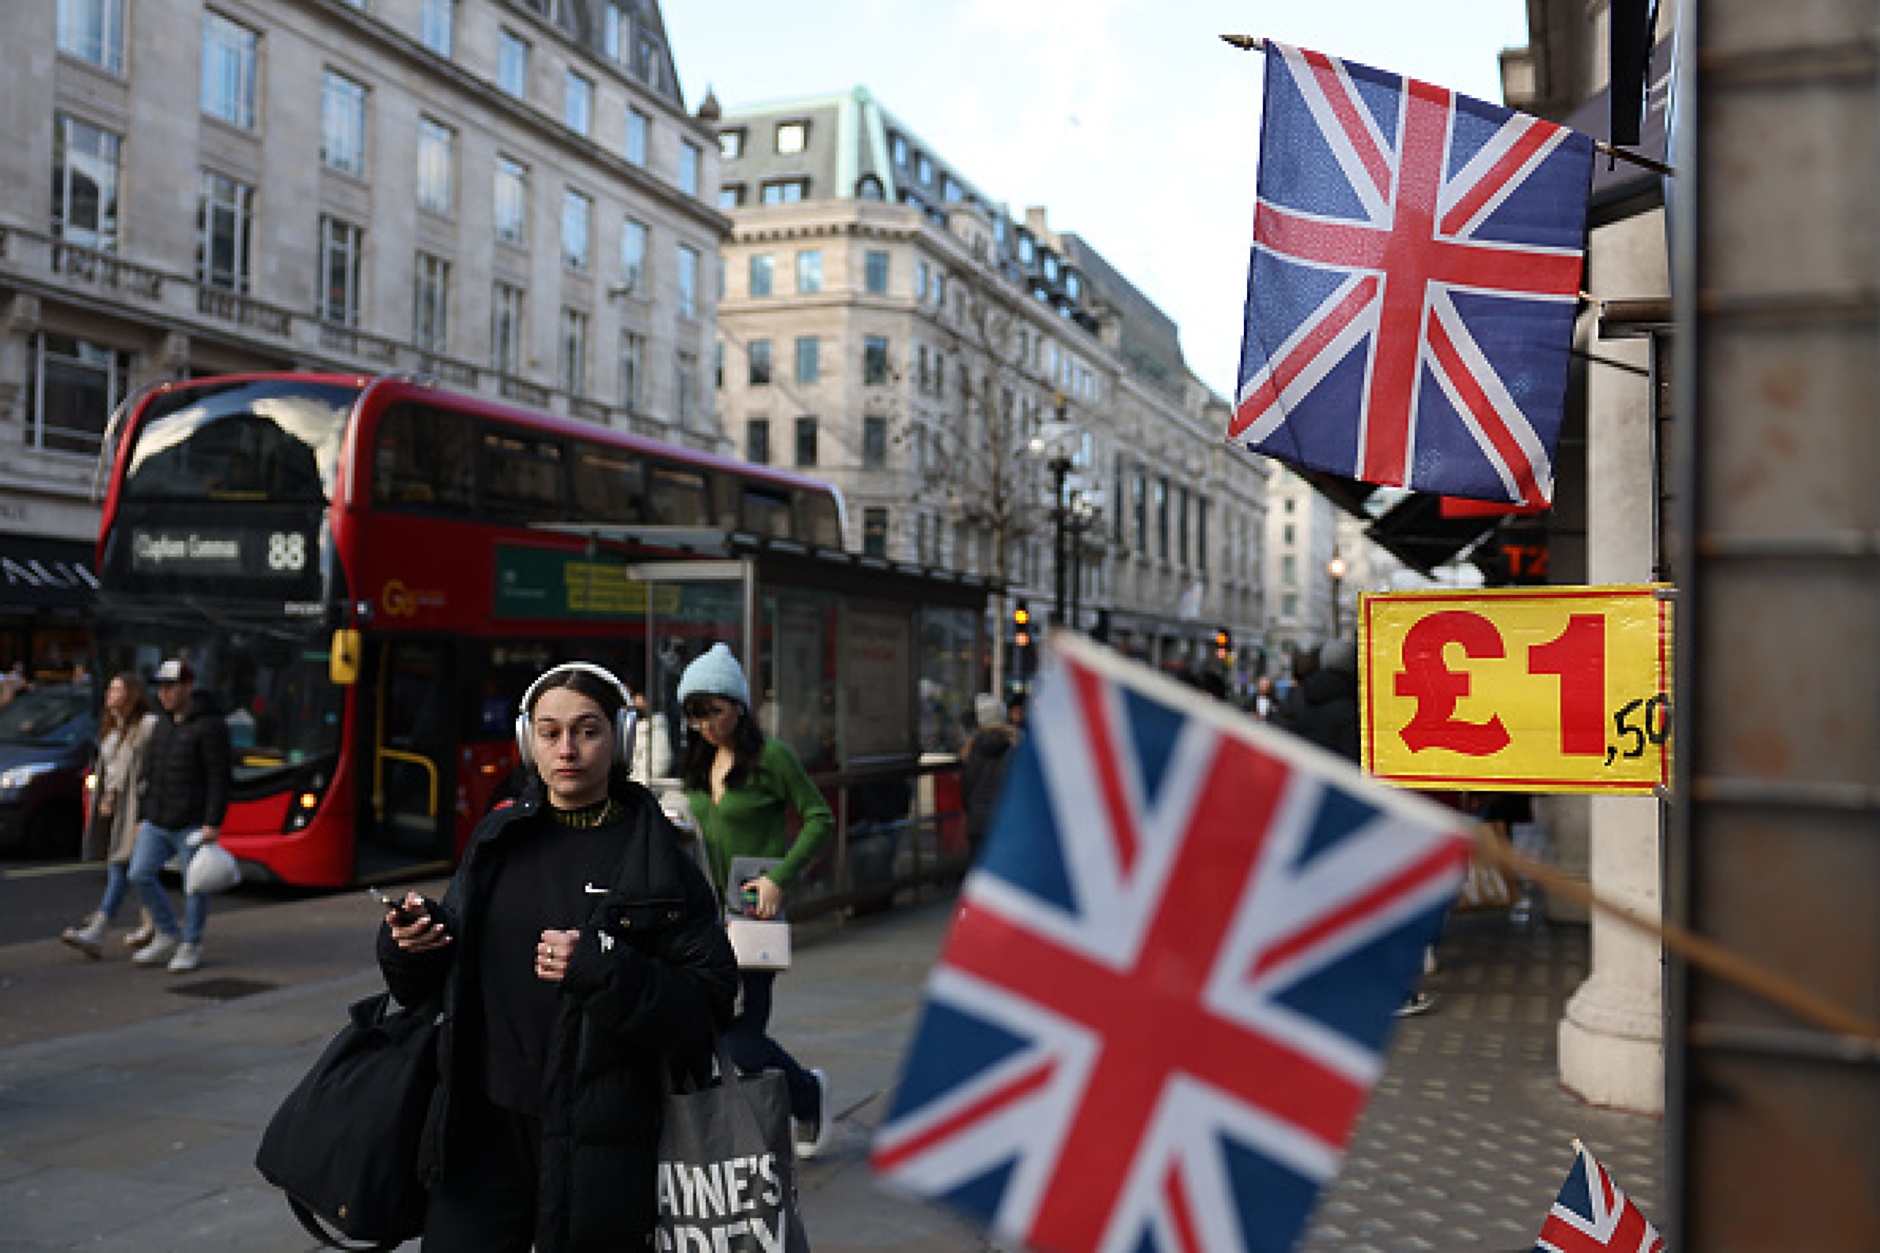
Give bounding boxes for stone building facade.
[711,87,1267,680]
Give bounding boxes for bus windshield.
[93,618,344,784]
[123,378,359,504]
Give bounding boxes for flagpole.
[1220,34,1677,178]
[1470,826,1880,1043]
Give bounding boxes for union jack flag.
[1534,1141,1666,1253]
[1231,42,1594,506]
[871,636,1470,1253]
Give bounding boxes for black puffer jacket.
[140,694,230,830]
[377,781,738,1252]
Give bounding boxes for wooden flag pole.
[1468,826,1880,1042]
[1219,34,1677,179]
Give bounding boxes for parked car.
[0,685,96,857]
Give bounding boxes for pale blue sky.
[664,0,1533,401]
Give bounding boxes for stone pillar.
[1557,209,1666,1113]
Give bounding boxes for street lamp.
[1029,417,1078,629]
[1327,551,1348,637]
[1066,487,1104,631]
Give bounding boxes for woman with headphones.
[377,661,737,1253]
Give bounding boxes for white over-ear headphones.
[514,662,639,770]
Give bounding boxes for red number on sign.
[1528,614,1605,755]
[1394,611,1512,756]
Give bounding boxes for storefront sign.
[1360,585,1672,794]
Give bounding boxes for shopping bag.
[255,990,440,1250]
[726,916,792,970]
[657,1039,810,1252]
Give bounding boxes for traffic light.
[1014,601,1032,650]
[1214,628,1232,661]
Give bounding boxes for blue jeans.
[96,860,132,921]
[127,821,209,946]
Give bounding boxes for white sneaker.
[167,942,202,973]
[60,913,107,959]
[794,1068,832,1160]
[131,933,181,967]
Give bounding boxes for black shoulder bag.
[255,989,442,1251]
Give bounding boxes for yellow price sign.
[1359,585,1673,794]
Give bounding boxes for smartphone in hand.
[367,887,425,925]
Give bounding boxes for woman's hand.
[537,928,581,982]
[389,895,450,952]
[743,875,784,920]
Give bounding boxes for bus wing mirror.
[330,629,362,686]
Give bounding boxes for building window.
[719,129,744,160]
[197,170,254,292]
[747,339,771,386]
[943,176,962,202]
[916,153,933,185]
[492,281,525,375]
[718,185,743,210]
[1155,476,1170,561]
[201,13,260,129]
[864,250,889,295]
[794,336,819,383]
[419,0,453,56]
[619,329,644,409]
[1177,486,1191,566]
[497,30,528,99]
[619,217,648,294]
[863,416,888,469]
[795,250,821,293]
[915,261,929,301]
[320,71,368,176]
[562,189,591,271]
[633,32,661,88]
[676,350,697,425]
[746,419,770,464]
[494,156,527,246]
[760,179,806,204]
[57,0,125,72]
[412,251,450,353]
[774,120,808,154]
[678,141,701,196]
[29,332,128,456]
[624,108,649,166]
[563,70,592,135]
[416,117,455,216]
[676,244,699,318]
[863,507,888,558]
[318,216,364,326]
[863,335,890,385]
[890,133,908,165]
[51,114,120,251]
[559,307,588,395]
[794,416,818,468]
[748,253,773,297]
[602,1,628,61]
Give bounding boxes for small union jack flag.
[1534,1140,1666,1253]
[1232,41,1594,506]
[870,636,1470,1253]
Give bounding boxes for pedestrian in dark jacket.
[1279,639,1362,762]
[961,694,1020,855]
[127,657,231,972]
[378,661,738,1253]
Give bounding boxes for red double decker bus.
[93,373,985,890]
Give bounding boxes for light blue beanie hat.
[677,643,750,708]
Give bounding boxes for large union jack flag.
[1534,1141,1666,1253]
[1231,42,1594,506]
[871,636,1470,1253]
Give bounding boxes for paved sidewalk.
[0,886,1662,1251]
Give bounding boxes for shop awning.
[0,534,99,611]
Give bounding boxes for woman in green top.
[677,643,835,1158]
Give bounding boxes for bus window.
[740,486,794,539]
[571,442,649,523]
[479,428,568,521]
[646,463,709,527]
[800,493,844,549]
[374,403,474,511]
[124,379,352,503]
